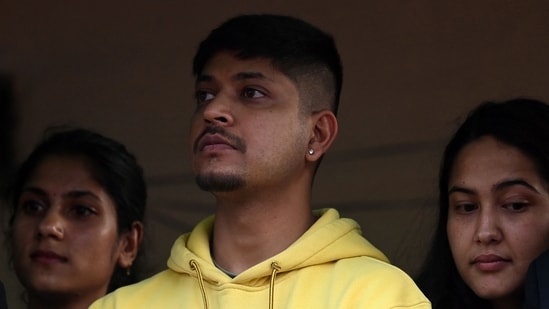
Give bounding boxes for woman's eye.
[195,90,215,103]
[453,203,477,213]
[70,205,96,218]
[503,202,528,212]
[20,200,45,215]
[462,204,477,212]
[242,88,265,99]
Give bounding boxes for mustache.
[193,126,247,153]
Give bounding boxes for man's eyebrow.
[195,71,271,84]
[196,74,212,83]
[233,71,269,81]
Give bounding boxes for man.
[92,14,430,308]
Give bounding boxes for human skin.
[190,51,311,197]
[12,154,130,309]
[447,136,549,309]
[189,51,337,275]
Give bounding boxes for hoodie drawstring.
[269,262,281,309]
[189,259,279,309]
[190,259,209,309]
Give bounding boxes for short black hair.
[417,98,549,308]
[192,14,343,115]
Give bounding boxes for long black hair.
[6,127,147,292]
[416,98,549,308]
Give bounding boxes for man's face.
[190,51,312,194]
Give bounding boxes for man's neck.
[211,190,314,275]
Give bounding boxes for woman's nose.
[474,210,502,244]
[37,210,64,240]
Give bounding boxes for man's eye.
[242,88,265,99]
[195,91,215,103]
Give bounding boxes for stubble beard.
[195,173,245,192]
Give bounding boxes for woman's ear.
[306,110,338,162]
[117,221,144,269]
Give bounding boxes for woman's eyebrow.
[448,186,476,196]
[64,190,101,200]
[493,178,539,193]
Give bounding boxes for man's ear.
[117,221,144,269]
[306,110,338,162]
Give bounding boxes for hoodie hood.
[91,208,430,309]
[167,208,388,285]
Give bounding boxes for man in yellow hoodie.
[91,14,430,309]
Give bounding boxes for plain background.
[2,1,549,308]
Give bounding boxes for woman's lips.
[472,254,510,272]
[31,250,68,264]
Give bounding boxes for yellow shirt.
[91,208,430,309]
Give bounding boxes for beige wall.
[2,1,549,307]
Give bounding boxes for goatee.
[195,173,245,192]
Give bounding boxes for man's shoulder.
[316,255,418,285]
[324,256,430,307]
[284,257,430,308]
[90,269,190,308]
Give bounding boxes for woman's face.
[12,154,127,302]
[447,136,549,305]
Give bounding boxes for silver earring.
[308,149,315,155]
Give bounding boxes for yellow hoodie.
[91,208,430,308]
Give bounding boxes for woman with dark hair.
[416,98,549,309]
[6,127,146,309]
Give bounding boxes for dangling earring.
[126,265,132,276]
[308,149,315,155]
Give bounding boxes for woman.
[416,98,549,309]
[6,128,146,309]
